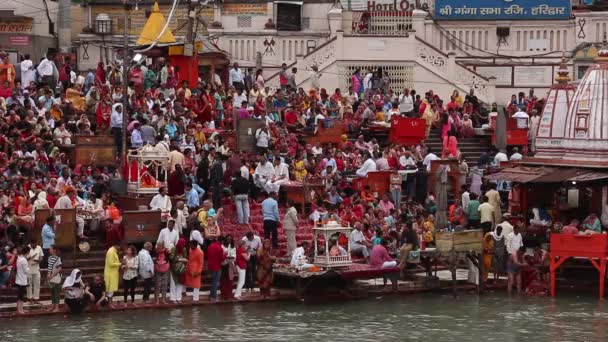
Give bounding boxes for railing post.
[328,6,342,34]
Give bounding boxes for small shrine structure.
[313,221,352,268]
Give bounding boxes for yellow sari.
[294,159,307,182]
[66,88,86,112]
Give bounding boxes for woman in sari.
[0,55,16,88]
[421,99,434,139]
[33,191,50,211]
[169,238,188,303]
[66,84,86,112]
[220,235,236,300]
[144,67,157,90]
[95,62,106,87]
[95,96,112,131]
[16,196,34,228]
[256,239,275,299]
[0,81,11,99]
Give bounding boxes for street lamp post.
[121,1,131,169]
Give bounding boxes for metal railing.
[351,11,413,36]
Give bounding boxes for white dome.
[533,62,608,167]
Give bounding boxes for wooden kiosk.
[550,233,608,299]
[121,145,170,243]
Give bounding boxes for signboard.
[475,66,512,86]
[0,20,33,33]
[122,210,162,244]
[513,66,551,86]
[342,0,431,11]
[9,36,30,45]
[434,0,572,20]
[223,4,267,16]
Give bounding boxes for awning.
[484,166,608,184]
[568,171,608,182]
[483,167,550,183]
[531,168,580,183]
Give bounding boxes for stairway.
[425,129,491,166]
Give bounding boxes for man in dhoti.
[253,155,274,192]
[149,186,172,219]
[264,157,289,193]
[290,241,314,270]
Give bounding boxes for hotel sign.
[435,0,572,20]
[223,4,267,16]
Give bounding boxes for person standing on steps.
[262,192,280,249]
[138,242,155,304]
[283,201,299,257]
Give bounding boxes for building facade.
[0,0,59,62]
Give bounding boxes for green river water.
[1,293,607,342]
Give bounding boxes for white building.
[0,0,58,61]
[206,0,608,104]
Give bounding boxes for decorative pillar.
[411,9,427,39]
[328,7,342,34]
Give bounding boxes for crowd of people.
[0,50,590,314]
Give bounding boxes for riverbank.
[0,270,507,319]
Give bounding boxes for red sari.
[95,100,111,129]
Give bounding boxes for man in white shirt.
[399,151,416,168]
[253,155,275,191]
[37,56,55,86]
[510,147,523,161]
[461,185,470,213]
[506,224,523,255]
[264,157,289,193]
[149,186,172,215]
[290,241,314,270]
[157,219,179,249]
[138,242,155,302]
[255,126,270,153]
[422,149,439,172]
[398,89,414,115]
[21,54,36,88]
[356,152,377,178]
[350,223,371,260]
[493,149,508,166]
[16,246,30,315]
[27,240,44,303]
[232,88,248,109]
[228,62,244,90]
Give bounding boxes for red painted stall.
[352,171,393,197]
[550,234,608,299]
[169,53,199,89]
[389,117,426,145]
[491,117,528,146]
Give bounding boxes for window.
[176,18,189,35]
[276,3,301,31]
[237,16,252,28]
[302,17,310,30]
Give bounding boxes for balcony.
[351,10,413,36]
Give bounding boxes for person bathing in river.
[507,246,527,296]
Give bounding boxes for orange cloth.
[185,247,204,289]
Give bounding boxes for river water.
[2,293,607,342]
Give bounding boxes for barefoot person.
[15,245,30,315]
[104,242,121,308]
[46,245,63,312]
[507,246,527,296]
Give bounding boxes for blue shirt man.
[41,220,56,249]
[262,195,280,222]
[261,193,280,248]
[186,185,200,208]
